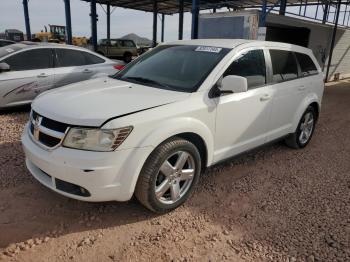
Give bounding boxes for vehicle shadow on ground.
[0,105,31,115]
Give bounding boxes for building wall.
[328,28,350,80]
[267,14,350,81]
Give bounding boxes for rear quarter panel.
[292,73,324,132]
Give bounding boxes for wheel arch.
[165,132,208,172]
[292,94,321,132]
[309,101,320,122]
[134,117,215,168]
[124,51,132,56]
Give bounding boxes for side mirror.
[221,75,248,94]
[0,62,10,73]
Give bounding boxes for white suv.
[22,39,324,212]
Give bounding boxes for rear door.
[0,48,54,107]
[107,40,122,57]
[53,48,102,87]
[266,49,305,141]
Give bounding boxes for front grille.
[41,117,69,133]
[38,132,62,148]
[29,110,69,149]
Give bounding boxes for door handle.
[82,69,93,73]
[37,73,48,78]
[298,85,306,91]
[260,94,271,101]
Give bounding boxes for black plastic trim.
[55,178,91,197]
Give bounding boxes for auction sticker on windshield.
[195,46,222,53]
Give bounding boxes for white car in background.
[22,39,324,213]
[0,43,123,109]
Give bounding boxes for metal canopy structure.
[83,0,310,14]
[81,0,291,15]
[21,0,350,81]
[78,0,350,40]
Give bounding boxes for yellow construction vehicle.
[33,25,65,43]
[72,36,88,47]
[33,25,87,46]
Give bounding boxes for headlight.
[62,126,133,152]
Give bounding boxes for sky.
[0,0,193,41]
[0,0,346,42]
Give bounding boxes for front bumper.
[22,125,153,202]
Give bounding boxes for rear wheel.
[285,106,316,149]
[123,52,132,63]
[135,138,201,213]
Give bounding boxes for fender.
[292,93,320,132]
[114,117,215,199]
[136,117,215,167]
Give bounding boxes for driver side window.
[224,49,266,90]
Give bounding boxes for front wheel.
[285,106,316,149]
[135,138,201,213]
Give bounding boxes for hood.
[32,77,190,126]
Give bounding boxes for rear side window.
[4,48,52,71]
[98,39,107,45]
[110,40,118,47]
[224,49,266,89]
[123,40,136,48]
[55,49,104,67]
[295,52,318,76]
[56,49,85,67]
[83,52,105,64]
[269,50,298,82]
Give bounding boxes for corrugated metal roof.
[82,0,310,15]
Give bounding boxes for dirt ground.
[0,81,349,262]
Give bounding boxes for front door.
[0,48,54,107]
[213,49,273,162]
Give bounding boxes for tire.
[123,53,132,63]
[135,137,202,213]
[285,106,316,149]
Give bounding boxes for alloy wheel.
[155,151,195,205]
[299,112,314,144]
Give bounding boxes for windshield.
[112,45,230,92]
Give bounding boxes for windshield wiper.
[123,76,172,89]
